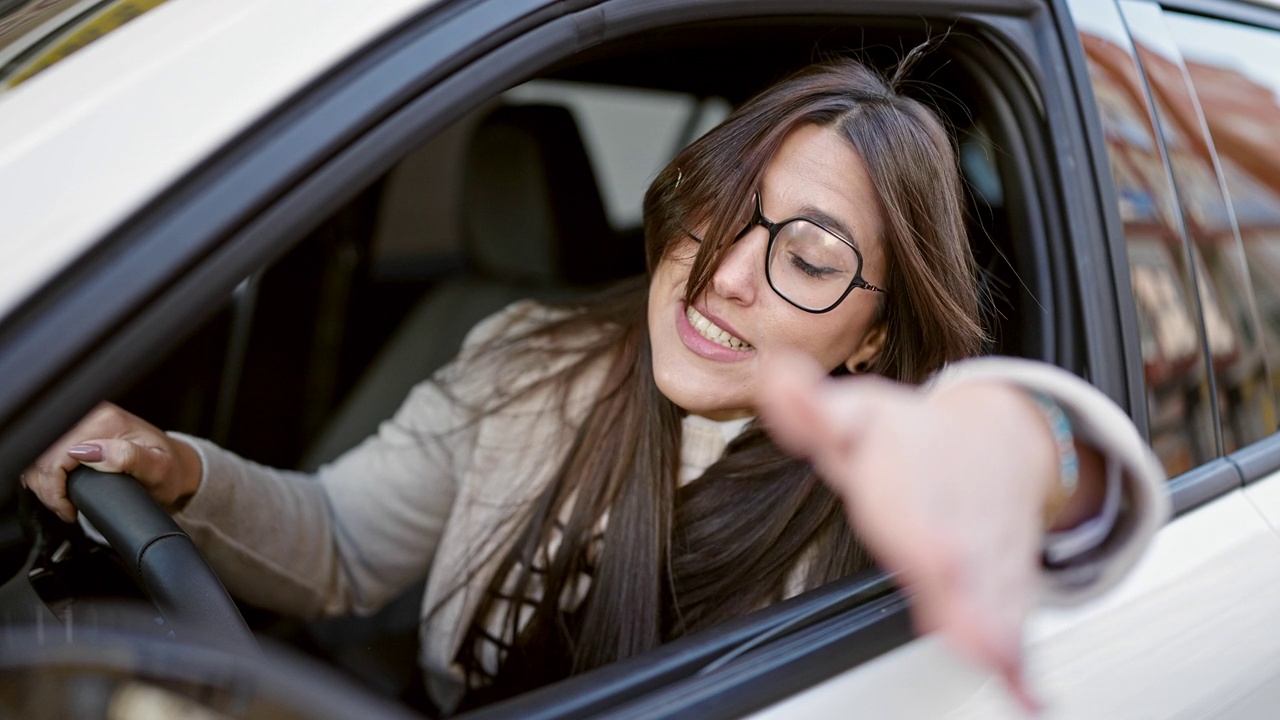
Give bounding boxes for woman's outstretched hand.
[755,349,1068,713]
[21,402,201,523]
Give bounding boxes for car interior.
[0,15,1050,718]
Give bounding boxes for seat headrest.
[461,103,615,285]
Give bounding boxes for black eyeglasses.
[689,194,885,314]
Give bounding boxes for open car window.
[106,31,1042,718]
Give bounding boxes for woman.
[23,57,1166,712]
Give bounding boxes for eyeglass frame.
[687,193,886,314]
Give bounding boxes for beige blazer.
[171,301,1169,710]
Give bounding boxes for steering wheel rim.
[0,626,420,720]
[65,466,257,654]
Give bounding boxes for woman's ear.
[844,322,887,373]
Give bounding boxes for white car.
[2,0,1280,717]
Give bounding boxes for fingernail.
[67,444,103,462]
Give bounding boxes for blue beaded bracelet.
[1031,393,1079,522]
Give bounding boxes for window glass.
[1165,12,1280,440]
[1121,2,1276,451]
[1070,0,1217,474]
[505,80,730,230]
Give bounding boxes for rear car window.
[1073,8,1217,475]
[1124,4,1276,453]
[1164,11,1280,444]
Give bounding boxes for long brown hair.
[449,54,986,703]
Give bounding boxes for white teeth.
[686,306,752,351]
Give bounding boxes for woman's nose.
[710,229,764,305]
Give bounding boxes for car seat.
[300,103,627,471]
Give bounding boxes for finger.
[21,402,144,524]
[972,624,1039,716]
[755,347,836,457]
[910,586,1035,714]
[928,582,1039,715]
[756,350,897,478]
[67,438,169,482]
[1001,661,1042,716]
[22,464,78,523]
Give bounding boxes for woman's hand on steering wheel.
[21,402,201,523]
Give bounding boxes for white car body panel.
[749,481,1280,718]
[0,0,438,319]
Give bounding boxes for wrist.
[1046,440,1107,531]
[167,435,204,511]
[1029,393,1080,528]
[1025,393,1110,531]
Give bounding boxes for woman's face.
[648,123,889,420]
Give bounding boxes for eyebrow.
[796,204,861,250]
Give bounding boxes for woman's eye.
[788,252,840,279]
[670,238,699,262]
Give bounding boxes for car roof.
[0,0,441,320]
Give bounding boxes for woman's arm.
[20,378,469,621]
[928,356,1170,603]
[168,373,468,618]
[755,349,1168,711]
[18,304,554,620]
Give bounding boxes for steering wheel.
[63,466,257,653]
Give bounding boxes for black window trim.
[1231,437,1280,485]
[1159,0,1280,33]
[1170,458,1243,513]
[576,592,914,720]
[462,570,901,720]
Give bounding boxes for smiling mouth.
[685,306,753,350]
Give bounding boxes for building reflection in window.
[1166,12,1280,442]
[1072,1,1217,475]
[1122,2,1276,452]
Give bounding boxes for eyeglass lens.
[767,219,862,311]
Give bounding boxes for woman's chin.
[685,406,754,421]
[654,365,752,420]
